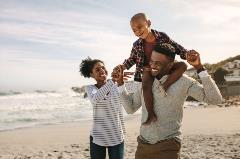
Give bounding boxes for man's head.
[130,13,151,39]
[150,43,175,77]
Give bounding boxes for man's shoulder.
[178,74,197,84]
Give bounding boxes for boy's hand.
[113,64,126,73]
[111,65,124,86]
[186,50,203,70]
[111,65,132,86]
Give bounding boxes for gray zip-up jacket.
[118,71,222,144]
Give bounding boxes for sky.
[0,0,239,92]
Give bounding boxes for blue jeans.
[90,136,124,159]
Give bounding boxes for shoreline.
[0,107,239,158]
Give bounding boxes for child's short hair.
[79,57,104,78]
[130,13,149,22]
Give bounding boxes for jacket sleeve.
[123,44,138,69]
[118,84,142,114]
[187,71,223,105]
[160,32,187,60]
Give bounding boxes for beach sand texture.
[0,107,240,159]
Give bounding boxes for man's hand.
[186,50,203,70]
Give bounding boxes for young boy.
[116,13,189,125]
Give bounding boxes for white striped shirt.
[85,80,126,146]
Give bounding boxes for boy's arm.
[161,32,187,59]
[163,61,187,90]
[123,45,138,70]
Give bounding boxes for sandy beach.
[0,106,240,159]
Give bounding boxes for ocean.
[0,89,94,131]
[0,87,203,131]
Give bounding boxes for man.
[112,43,222,159]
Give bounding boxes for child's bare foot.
[142,112,157,125]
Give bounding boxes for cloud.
[0,0,239,91]
[0,1,135,91]
[0,3,133,64]
[156,0,240,55]
[167,0,240,26]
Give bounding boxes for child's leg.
[142,68,157,125]
[163,61,187,90]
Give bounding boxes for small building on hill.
[223,60,240,82]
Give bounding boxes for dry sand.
[0,107,240,159]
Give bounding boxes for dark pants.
[90,136,124,159]
[135,136,181,159]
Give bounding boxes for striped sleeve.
[86,80,114,105]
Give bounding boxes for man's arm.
[118,84,142,114]
[112,65,142,114]
[186,51,222,104]
[187,70,222,104]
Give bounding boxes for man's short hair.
[153,43,176,61]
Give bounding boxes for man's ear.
[169,62,174,69]
[166,61,174,71]
[147,20,151,27]
[90,72,94,78]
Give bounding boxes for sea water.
[0,86,203,131]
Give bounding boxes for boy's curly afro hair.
[79,57,104,78]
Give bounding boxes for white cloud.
[0,0,239,91]
[169,0,240,26]
[0,5,131,59]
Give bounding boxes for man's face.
[130,18,151,39]
[150,51,172,77]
